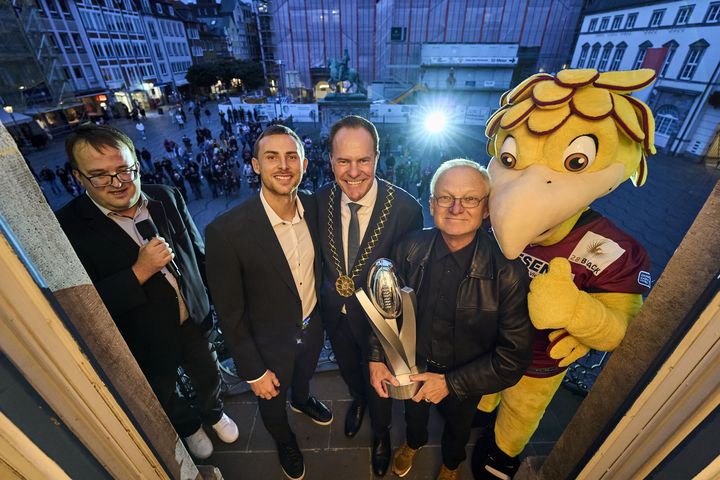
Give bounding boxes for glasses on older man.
[76,163,139,187]
[432,194,488,209]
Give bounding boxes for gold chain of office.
[328,183,395,297]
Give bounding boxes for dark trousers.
[148,321,223,438]
[328,315,392,437]
[404,392,481,470]
[258,314,324,444]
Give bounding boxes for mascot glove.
[528,258,581,330]
[547,329,590,368]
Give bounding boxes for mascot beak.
[488,158,626,259]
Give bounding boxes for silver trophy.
[356,258,424,400]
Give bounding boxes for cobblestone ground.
[17,104,720,479]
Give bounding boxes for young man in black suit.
[205,125,331,480]
[316,116,424,476]
[56,124,238,460]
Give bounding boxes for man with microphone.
[56,123,238,460]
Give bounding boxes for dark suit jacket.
[204,192,323,384]
[56,184,210,376]
[316,178,423,343]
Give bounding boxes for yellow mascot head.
[486,68,657,259]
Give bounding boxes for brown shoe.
[391,442,419,477]
[436,464,460,480]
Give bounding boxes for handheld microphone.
[136,219,182,279]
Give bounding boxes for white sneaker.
[184,426,213,459]
[212,413,239,443]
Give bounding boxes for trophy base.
[383,374,421,400]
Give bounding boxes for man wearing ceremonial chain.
[317,115,423,476]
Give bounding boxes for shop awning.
[0,109,34,126]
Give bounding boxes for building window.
[660,40,678,77]
[633,41,652,69]
[588,18,598,31]
[48,34,61,53]
[587,43,601,68]
[675,5,694,24]
[655,105,680,136]
[57,0,70,15]
[155,3,162,14]
[612,15,623,30]
[679,40,708,80]
[625,13,637,28]
[59,32,73,52]
[705,2,720,22]
[149,22,157,38]
[72,33,86,53]
[649,9,665,27]
[609,42,626,70]
[599,17,609,31]
[598,43,613,71]
[390,26,407,41]
[154,43,163,59]
[73,66,84,78]
[46,0,59,17]
[85,65,98,82]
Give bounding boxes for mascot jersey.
[519,209,651,378]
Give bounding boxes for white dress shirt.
[340,178,379,273]
[259,188,317,319]
[88,193,189,324]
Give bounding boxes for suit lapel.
[146,196,178,254]
[77,195,139,256]
[248,196,300,300]
[330,183,346,274]
[300,193,323,288]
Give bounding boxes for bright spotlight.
[424,111,447,134]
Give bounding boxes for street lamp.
[276,60,284,97]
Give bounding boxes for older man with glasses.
[368,159,534,480]
[56,123,238,460]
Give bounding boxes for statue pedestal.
[318,95,372,136]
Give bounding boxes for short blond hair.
[430,159,490,196]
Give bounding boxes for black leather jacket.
[369,228,534,400]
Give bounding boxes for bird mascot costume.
[472,68,657,479]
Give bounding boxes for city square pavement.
[17,103,720,479]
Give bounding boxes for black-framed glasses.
[432,194,488,209]
[76,163,139,187]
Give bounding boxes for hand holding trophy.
[356,258,425,400]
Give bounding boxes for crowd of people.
[36,98,448,214]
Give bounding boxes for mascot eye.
[562,135,596,173]
[500,152,517,168]
[564,153,589,172]
[499,136,517,169]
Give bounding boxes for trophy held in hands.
[356,258,424,400]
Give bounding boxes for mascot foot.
[471,438,519,480]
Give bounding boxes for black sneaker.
[277,437,305,480]
[482,443,520,480]
[289,396,333,426]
